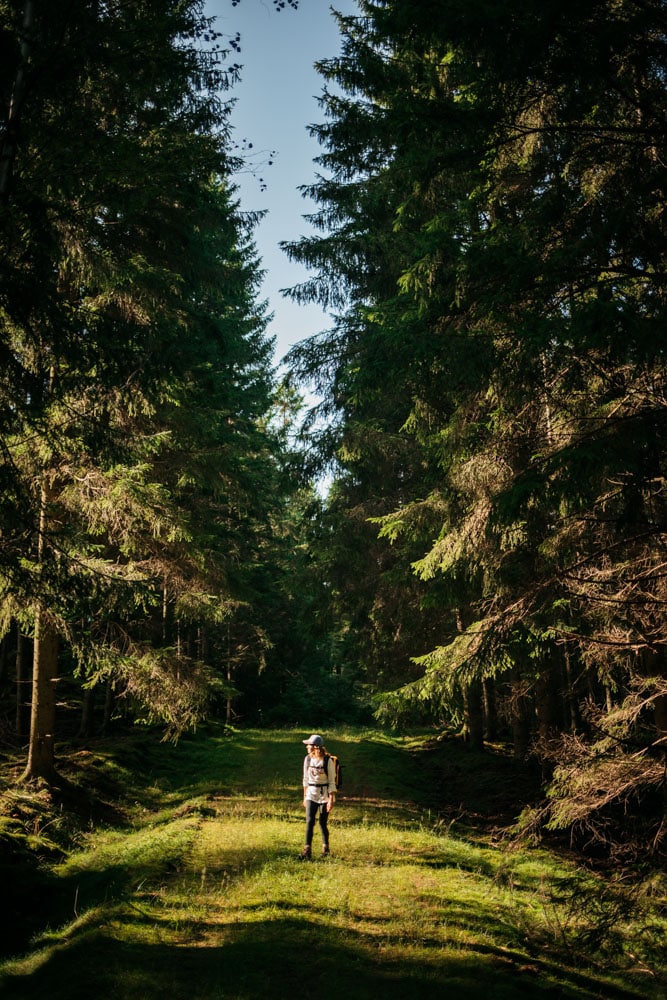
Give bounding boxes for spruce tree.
[0,0,279,777]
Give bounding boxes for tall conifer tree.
[0,0,279,777]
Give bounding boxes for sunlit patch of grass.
[57,816,200,880]
[175,807,665,993]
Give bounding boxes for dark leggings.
[305,799,329,847]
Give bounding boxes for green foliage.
[259,667,373,728]
[282,0,667,856]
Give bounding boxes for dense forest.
[0,0,665,868]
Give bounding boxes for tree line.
[283,0,667,860]
[0,0,311,779]
[0,0,665,862]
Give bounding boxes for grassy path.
[0,728,664,999]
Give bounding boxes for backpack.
[307,752,342,790]
[327,753,342,791]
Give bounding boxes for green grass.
[0,726,664,999]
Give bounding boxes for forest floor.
[0,725,665,999]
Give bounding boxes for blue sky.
[205,0,358,371]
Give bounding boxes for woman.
[298,734,336,860]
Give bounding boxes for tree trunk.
[197,624,208,663]
[654,691,667,743]
[639,646,667,822]
[464,678,485,749]
[535,667,561,780]
[22,609,59,782]
[79,685,95,739]
[0,632,7,682]
[226,621,234,726]
[644,646,667,745]
[511,663,532,761]
[22,469,59,782]
[102,678,115,735]
[562,642,581,733]
[483,676,498,742]
[15,629,31,737]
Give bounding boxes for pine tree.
[0,0,280,777]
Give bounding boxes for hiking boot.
[297,845,312,862]
[321,845,330,857]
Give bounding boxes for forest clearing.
[0,728,665,999]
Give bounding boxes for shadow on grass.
[0,911,650,1000]
[1,845,655,1000]
[0,845,65,959]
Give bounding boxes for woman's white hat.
[303,734,323,746]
